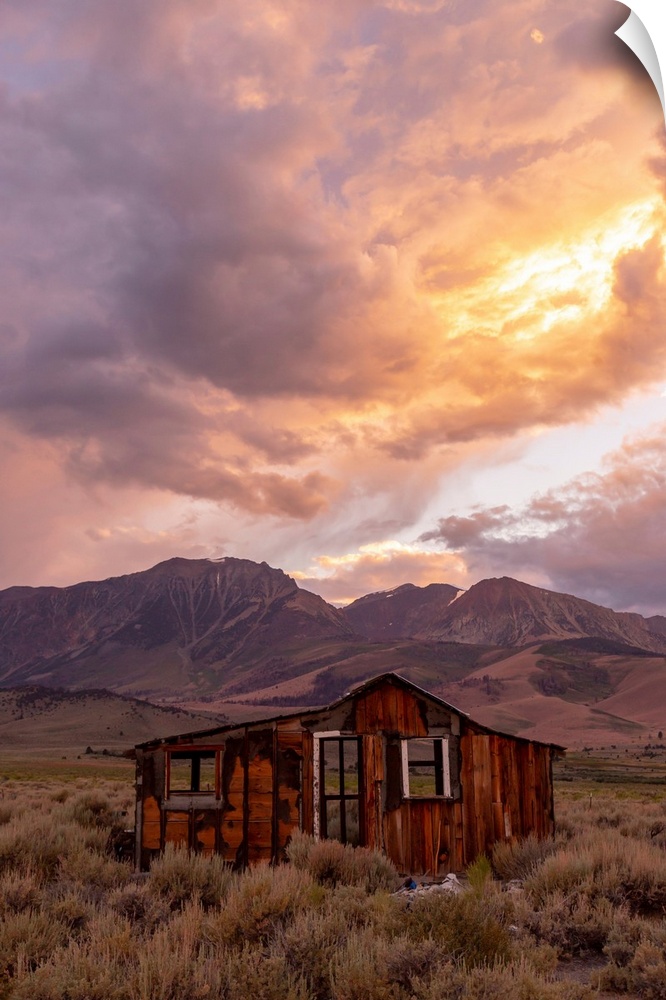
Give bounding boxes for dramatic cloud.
[1,0,665,610]
[421,425,666,613]
[293,542,470,605]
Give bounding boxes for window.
[167,750,217,794]
[313,734,362,845]
[401,738,451,798]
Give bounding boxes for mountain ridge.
[1,559,665,708]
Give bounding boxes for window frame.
[312,731,363,844]
[166,747,220,797]
[400,737,451,799]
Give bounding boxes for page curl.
[615,1,666,123]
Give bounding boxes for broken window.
[401,738,451,798]
[167,750,217,794]
[314,735,362,846]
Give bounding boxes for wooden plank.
[366,690,384,731]
[302,731,314,834]
[452,801,464,871]
[474,735,494,856]
[413,695,428,737]
[220,737,245,863]
[355,693,367,734]
[276,730,304,751]
[385,685,399,733]
[383,810,403,872]
[164,811,189,847]
[422,803,434,876]
[459,732,476,865]
[248,757,273,795]
[405,691,419,736]
[220,816,244,861]
[194,812,217,855]
[276,718,301,733]
[500,738,520,839]
[248,822,272,862]
[490,736,504,843]
[141,795,161,851]
[276,730,303,858]
[525,743,537,833]
[436,804,453,875]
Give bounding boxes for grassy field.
[0,755,665,999]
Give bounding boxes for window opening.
[401,738,450,798]
[317,736,362,845]
[168,750,217,794]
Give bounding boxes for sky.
[1,0,666,613]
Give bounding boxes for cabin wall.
[136,680,555,874]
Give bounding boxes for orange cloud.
[292,542,469,605]
[1,0,665,605]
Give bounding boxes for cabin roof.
[136,671,566,752]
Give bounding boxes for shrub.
[287,833,398,892]
[403,884,513,968]
[107,882,171,930]
[0,869,42,915]
[0,909,70,981]
[601,940,666,999]
[204,863,313,947]
[62,792,117,831]
[492,834,558,881]
[147,843,233,910]
[526,831,666,915]
[466,852,492,891]
[222,946,309,1000]
[516,888,620,957]
[415,959,596,1000]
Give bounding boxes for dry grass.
[0,774,664,999]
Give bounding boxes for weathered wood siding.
[135,676,556,873]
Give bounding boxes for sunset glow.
[1,0,666,614]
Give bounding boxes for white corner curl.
[615,1,666,124]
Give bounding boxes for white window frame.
[401,737,451,799]
[312,731,340,840]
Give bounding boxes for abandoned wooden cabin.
[134,673,563,874]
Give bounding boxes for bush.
[403,884,513,968]
[62,792,117,831]
[204,863,313,947]
[492,834,558,881]
[287,833,398,893]
[147,843,233,910]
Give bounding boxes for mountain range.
[1,557,666,748]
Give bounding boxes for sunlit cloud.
[0,0,665,613]
[292,541,469,605]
